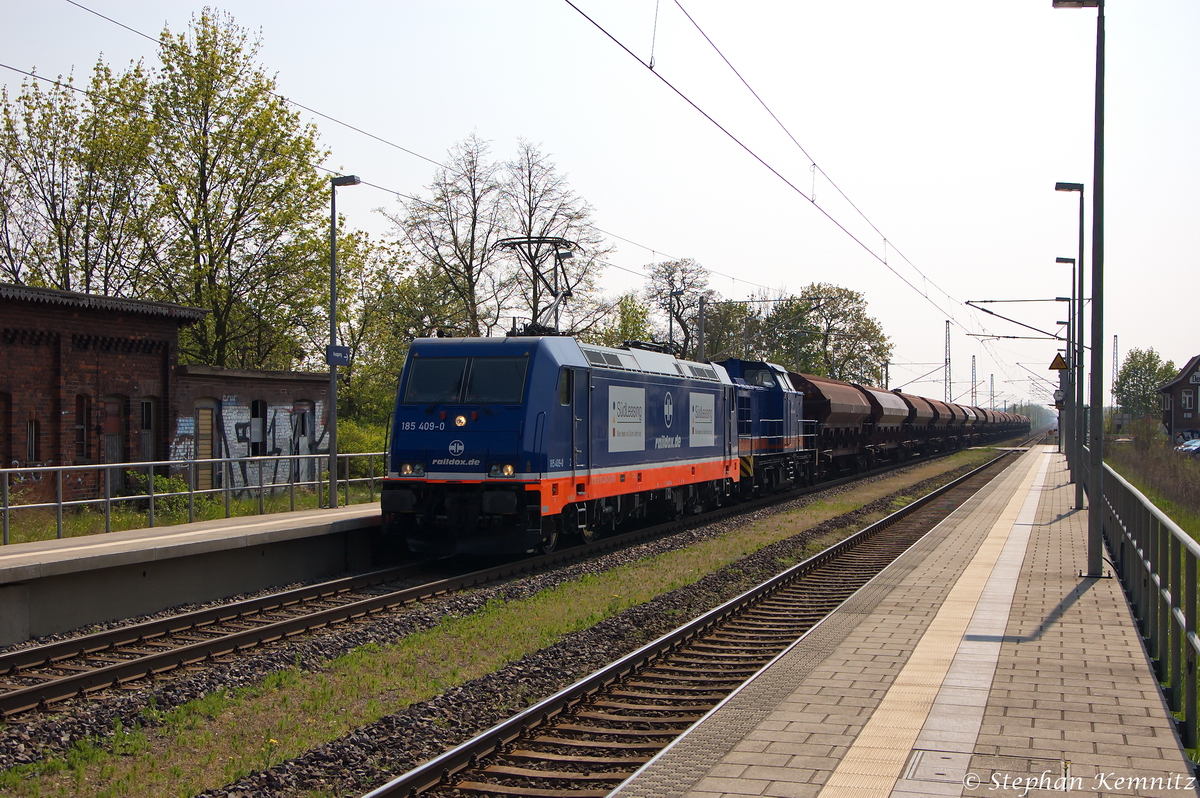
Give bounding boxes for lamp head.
[332,175,361,187]
[1055,257,1075,265]
[1052,0,1099,6]
[1054,182,1084,192]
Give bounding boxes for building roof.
[1160,355,1200,392]
[176,364,330,383]
[0,282,209,322]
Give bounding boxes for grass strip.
[1106,459,1200,537]
[1,448,996,797]
[2,485,381,546]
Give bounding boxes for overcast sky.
[5,1,1196,409]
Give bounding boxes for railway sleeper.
[667,655,771,666]
[687,641,781,653]
[531,736,667,750]
[454,781,610,798]
[507,750,652,766]
[482,764,633,780]
[574,710,704,724]
[552,723,680,737]
[610,688,726,699]
[591,700,716,712]
[629,672,746,683]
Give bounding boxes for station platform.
[613,446,1197,798]
[0,503,379,646]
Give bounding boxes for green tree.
[581,292,653,348]
[501,139,611,334]
[0,60,154,294]
[326,230,412,424]
[146,9,328,368]
[644,258,710,357]
[791,283,891,384]
[394,134,511,337]
[1114,347,1176,417]
[755,294,828,373]
[696,294,754,362]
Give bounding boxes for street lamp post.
[1052,0,1103,577]
[328,174,361,508]
[1055,183,1085,513]
[1054,270,1074,460]
[1055,256,1077,476]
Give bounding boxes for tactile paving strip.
[612,452,1036,798]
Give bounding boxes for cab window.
[403,356,530,405]
[403,358,468,404]
[557,369,572,406]
[464,357,529,404]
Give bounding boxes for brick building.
[173,365,330,489]
[0,283,331,493]
[1161,354,1200,440]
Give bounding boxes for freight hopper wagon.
[382,337,740,555]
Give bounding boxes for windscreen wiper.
[424,382,461,415]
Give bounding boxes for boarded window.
[140,398,157,462]
[101,397,125,465]
[26,419,40,463]
[250,400,267,456]
[75,395,92,463]
[195,400,220,491]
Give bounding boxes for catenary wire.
[672,0,981,329]
[30,4,1038,402]
[561,0,974,333]
[55,0,777,297]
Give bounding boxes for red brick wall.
[1,299,179,499]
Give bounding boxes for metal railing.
[1099,458,1200,752]
[1,452,385,545]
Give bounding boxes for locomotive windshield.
[403,356,529,405]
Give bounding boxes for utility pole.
[990,374,995,410]
[971,355,977,406]
[944,321,951,402]
[1112,334,1118,408]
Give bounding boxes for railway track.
[0,442,1028,720]
[363,449,1018,798]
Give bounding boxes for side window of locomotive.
[744,368,776,388]
[557,368,572,406]
[403,358,468,404]
[464,357,530,404]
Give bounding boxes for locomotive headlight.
[400,463,425,477]
[502,464,515,477]
[489,463,516,478]
[455,415,467,427]
[401,463,413,475]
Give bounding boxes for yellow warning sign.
[1049,353,1068,370]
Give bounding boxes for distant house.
[1160,355,1200,440]
[0,283,330,494]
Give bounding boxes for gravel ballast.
[0,456,998,795]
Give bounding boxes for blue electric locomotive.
[380,335,1029,556]
[382,337,744,555]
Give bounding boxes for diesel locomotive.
[380,336,1028,555]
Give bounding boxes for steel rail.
[362,449,1018,797]
[0,436,1033,719]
